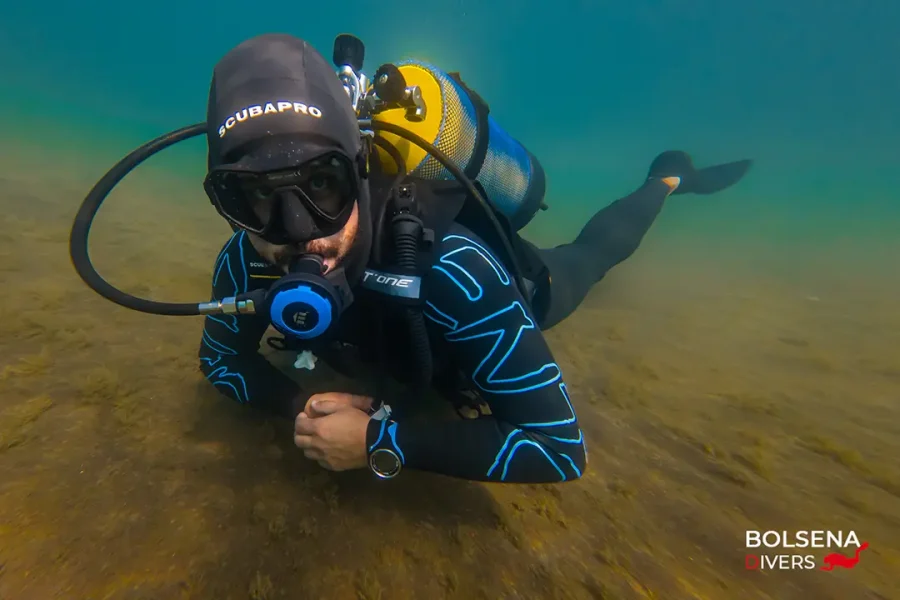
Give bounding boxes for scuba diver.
[199,33,751,483]
[70,33,752,484]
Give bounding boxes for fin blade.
[680,159,753,195]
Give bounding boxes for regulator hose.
[69,123,208,315]
[360,119,528,296]
[69,119,527,317]
[391,212,433,387]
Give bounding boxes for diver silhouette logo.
[820,541,868,571]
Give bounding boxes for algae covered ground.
[0,144,898,600]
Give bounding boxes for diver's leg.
[534,151,752,330]
[535,178,676,330]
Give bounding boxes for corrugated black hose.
[391,211,433,389]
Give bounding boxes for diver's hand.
[293,399,370,471]
[304,392,373,418]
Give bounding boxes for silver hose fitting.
[197,296,257,315]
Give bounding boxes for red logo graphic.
[821,541,868,571]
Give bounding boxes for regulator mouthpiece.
[265,254,353,341]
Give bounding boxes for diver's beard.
[246,191,369,281]
[250,233,346,274]
[267,242,336,273]
[302,238,341,260]
[246,235,302,272]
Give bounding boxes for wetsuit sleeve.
[365,227,587,483]
[197,232,303,419]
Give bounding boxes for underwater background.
[1,1,898,599]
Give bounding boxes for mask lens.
[204,171,267,232]
[302,155,355,219]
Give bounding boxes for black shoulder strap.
[447,72,491,180]
[370,176,467,263]
[363,176,467,302]
[453,183,551,317]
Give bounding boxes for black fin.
[681,159,753,195]
[648,150,753,195]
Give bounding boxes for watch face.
[370,448,401,478]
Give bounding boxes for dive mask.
[204,151,358,244]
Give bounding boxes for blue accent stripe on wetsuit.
[422,231,587,482]
[200,231,251,403]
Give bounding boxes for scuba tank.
[369,61,547,231]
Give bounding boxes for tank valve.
[372,64,427,122]
[333,34,365,72]
[333,34,369,113]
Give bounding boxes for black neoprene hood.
[206,33,361,172]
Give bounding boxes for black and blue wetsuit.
[198,177,681,483]
[378,224,586,482]
[199,222,586,483]
[198,231,301,415]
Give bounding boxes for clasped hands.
[293,392,373,471]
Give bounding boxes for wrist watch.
[368,448,402,479]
